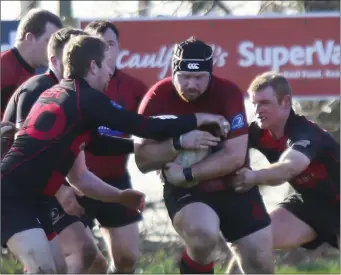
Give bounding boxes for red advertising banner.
[81,14,340,98]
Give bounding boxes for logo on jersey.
[98,126,124,137]
[50,208,65,225]
[231,113,245,130]
[110,100,123,110]
[295,140,311,147]
[151,115,178,120]
[187,63,199,70]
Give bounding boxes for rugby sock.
[179,250,214,274]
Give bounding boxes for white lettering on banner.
[116,44,228,79]
[239,40,340,71]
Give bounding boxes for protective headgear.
[172,37,213,75]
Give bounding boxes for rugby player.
[232,71,340,250]
[135,37,274,274]
[1,8,63,117]
[49,20,150,274]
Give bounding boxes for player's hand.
[118,189,145,212]
[0,121,18,137]
[180,130,220,149]
[162,162,196,188]
[55,185,85,217]
[232,167,257,193]
[195,113,230,138]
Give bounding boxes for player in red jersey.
[136,37,274,274]
[1,8,63,117]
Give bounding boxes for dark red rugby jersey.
[85,69,148,179]
[1,48,35,117]
[138,75,248,191]
[249,110,340,204]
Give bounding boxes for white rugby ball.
[174,148,211,168]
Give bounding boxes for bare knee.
[80,240,106,272]
[185,227,219,261]
[233,226,274,274]
[113,246,139,272]
[21,247,57,273]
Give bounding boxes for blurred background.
[1,1,340,273]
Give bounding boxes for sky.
[1,1,264,20]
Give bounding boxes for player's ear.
[89,60,98,75]
[25,32,36,42]
[281,94,291,109]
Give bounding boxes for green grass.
[1,250,340,274]
[276,257,340,274]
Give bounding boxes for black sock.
[179,250,214,274]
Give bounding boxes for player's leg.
[50,198,107,273]
[164,185,220,274]
[271,193,339,250]
[221,187,273,274]
[2,198,57,273]
[101,222,140,274]
[37,198,67,273]
[95,174,142,273]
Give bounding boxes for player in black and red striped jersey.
[232,71,340,252]
[1,35,229,273]
[1,8,63,118]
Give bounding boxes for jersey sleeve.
[15,89,40,127]
[288,127,323,161]
[85,134,134,156]
[137,86,162,116]
[224,84,248,140]
[80,88,197,141]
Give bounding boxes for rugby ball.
[174,148,211,168]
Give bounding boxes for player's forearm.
[135,139,178,173]
[254,161,297,186]
[192,150,245,182]
[67,170,122,203]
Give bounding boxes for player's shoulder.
[1,49,16,71]
[286,110,331,141]
[145,77,173,98]
[150,76,173,91]
[211,75,244,97]
[1,48,14,59]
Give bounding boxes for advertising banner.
[81,14,340,98]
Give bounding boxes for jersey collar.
[11,47,35,74]
[46,69,59,84]
[283,108,297,134]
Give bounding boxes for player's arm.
[66,151,122,202]
[252,148,312,186]
[82,89,228,142]
[135,138,178,173]
[15,89,40,129]
[66,151,144,211]
[233,132,321,191]
[191,88,249,181]
[134,90,221,173]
